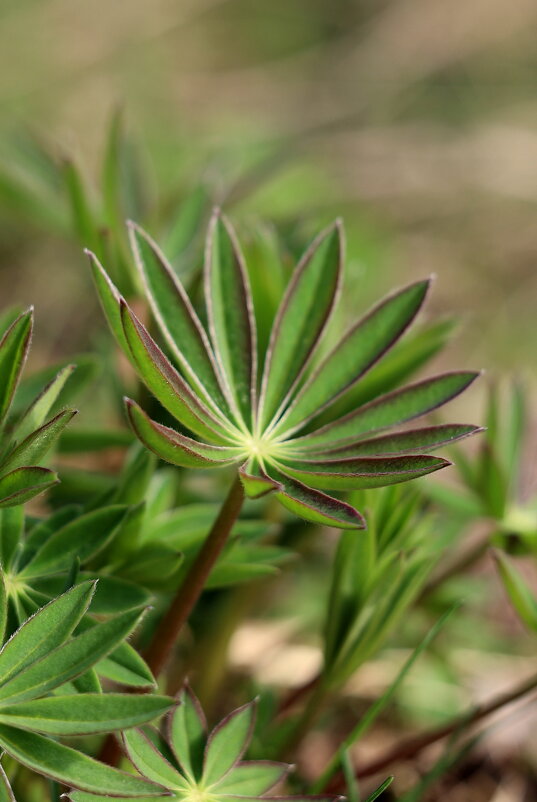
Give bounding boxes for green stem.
[144,473,245,678]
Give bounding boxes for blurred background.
[1,0,536,370]
[1,1,537,800]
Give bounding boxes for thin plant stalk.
[326,668,537,790]
[145,473,245,677]
[277,673,322,717]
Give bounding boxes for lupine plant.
[87,212,479,678]
[2,198,537,802]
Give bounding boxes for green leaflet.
[120,302,234,444]
[164,184,210,260]
[129,222,232,419]
[77,574,151,615]
[1,409,76,474]
[0,310,32,424]
[0,725,164,796]
[125,399,239,468]
[264,466,365,530]
[20,505,128,578]
[124,728,186,788]
[274,279,430,435]
[0,468,58,509]
[239,459,282,500]
[275,454,450,491]
[12,363,75,443]
[21,506,82,569]
[205,212,256,427]
[87,251,131,353]
[203,700,256,784]
[215,762,288,795]
[293,372,479,448]
[327,317,456,418]
[0,582,95,685]
[168,685,207,780]
[328,557,432,688]
[259,222,342,430]
[0,608,144,704]
[300,424,481,459]
[0,693,173,735]
[95,637,155,688]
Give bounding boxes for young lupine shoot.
[88,213,479,532]
[87,213,480,680]
[68,685,339,802]
[0,309,77,507]
[0,577,174,795]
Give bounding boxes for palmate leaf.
[0,505,157,690]
[91,216,480,531]
[0,501,156,690]
[0,579,173,794]
[68,687,334,802]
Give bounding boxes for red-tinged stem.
[144,473,245,677]
[99,474,245,766]
[277,673,322,717]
